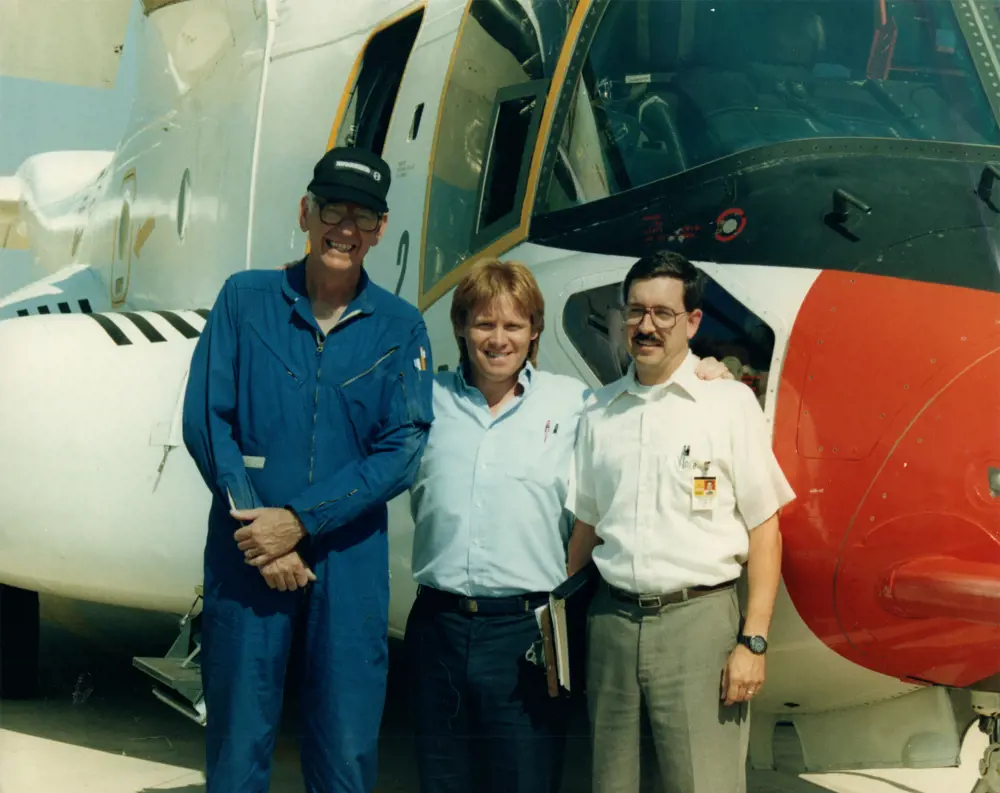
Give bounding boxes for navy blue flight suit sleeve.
[285,318,434,536]
[182,277,263,512]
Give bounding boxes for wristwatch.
[738,633,768,655]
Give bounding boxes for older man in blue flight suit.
[182,146,434,793]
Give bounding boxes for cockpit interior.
[543,0,1000,212]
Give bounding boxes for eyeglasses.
[624,305,688,329]
[316,202,382,232]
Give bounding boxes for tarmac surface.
[0,595,985,793]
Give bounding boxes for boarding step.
[133,586,206,726]
[132,656,206,725]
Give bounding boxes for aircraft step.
[132,587,206,726]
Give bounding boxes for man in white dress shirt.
[567,251,796,793]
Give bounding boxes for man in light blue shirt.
[405,258,727,793]
[409,361,584,598]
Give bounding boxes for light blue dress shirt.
[409,363,589,597]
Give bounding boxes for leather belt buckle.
[638,594,663,609]
[462,598,479,613]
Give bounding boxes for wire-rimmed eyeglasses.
[623,305,688,330]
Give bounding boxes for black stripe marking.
[88,314,132,346]
[16,309,28,317]
[58,302,71,314]
[195,308,210,319]
[121,312,167,343]
[37,305,50,315]
[154,310,200,339]
[79,299,93,314]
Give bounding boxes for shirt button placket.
[470,427,489,579]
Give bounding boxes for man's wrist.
[737,631,769,655]
[284,504,313,537]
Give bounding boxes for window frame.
[417,0,594,311]
[469,77,550,252]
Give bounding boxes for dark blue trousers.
[404,590,570,793]
[200,516,389,793]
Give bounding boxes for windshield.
[538,0,1000,213]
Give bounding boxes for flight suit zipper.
[309,488,358,512]
[309,334,323,484]
[398,371,414,429]
[305,334,358,514]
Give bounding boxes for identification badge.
[692,476,717,511]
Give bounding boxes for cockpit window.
[538,0,1000,213]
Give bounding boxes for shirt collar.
[456,360,536,398]
[613,349,702,403]
[281,257,376,328]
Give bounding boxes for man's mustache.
[632,333,661,346]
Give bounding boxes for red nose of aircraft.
[773,270,1000,688]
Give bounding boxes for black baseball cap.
[307,146,392,214]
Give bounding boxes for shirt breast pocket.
[501,425,568,489]
[658,436,718,510]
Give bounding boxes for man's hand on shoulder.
[694,355,736,382]
[259,550,317,591]
[233,507,307,567]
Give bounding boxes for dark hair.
[622,251,705,312]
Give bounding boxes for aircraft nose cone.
[832,317,1000,688]
[773,269,1000,689]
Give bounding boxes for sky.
[0,1,140,293]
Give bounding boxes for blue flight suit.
[182,259,434,793]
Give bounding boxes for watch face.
[748,635,767,654]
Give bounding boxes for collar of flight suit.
[281,256,376,332]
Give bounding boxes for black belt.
[607,579,736,610]
[416,585,549,615]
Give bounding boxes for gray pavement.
[0,596,983,793]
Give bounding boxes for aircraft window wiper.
[825,187,873,241]
[976,163,1000,211]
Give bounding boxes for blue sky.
[0,2,140,293]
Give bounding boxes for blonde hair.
[450,258,545,369]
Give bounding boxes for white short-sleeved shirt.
[573,350,796,594]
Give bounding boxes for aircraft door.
[326,6,426,305]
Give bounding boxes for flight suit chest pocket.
[246,322,307,388]
[339,346,399,389]
[335,346,400,446]
[241,323,308,450]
